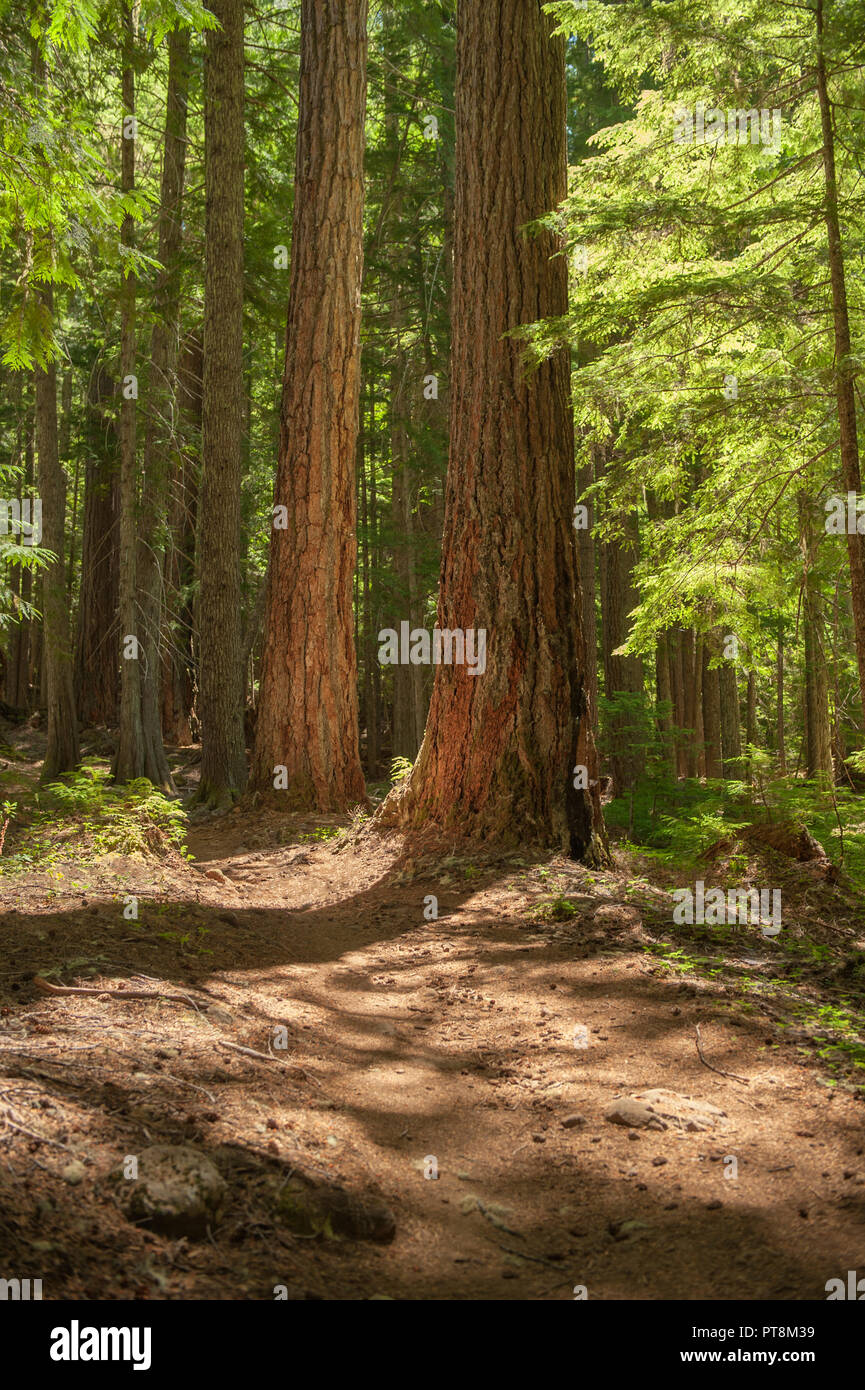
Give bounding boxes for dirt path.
[1,811,863,1300]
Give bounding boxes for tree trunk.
[161,330,201,745]
[136,26,189,790]
[816,0,865,724]
[35,287,79,780]
[800,492,833,778]
[6,383,34,709]
[577,453,598,724]
[701,632,722,779]
[113,6,143,783]
[655,631,674,774]
[75,365,119,725]
[745,667,757,781]
[197,0,248,806]
[719,660,742,777]
[776,626,786,775]
[251,0,368,811]
[670,629,688,778]
[597,452,644,792]
[362,379,381,777]
[379,0,606,861]
[681,627,699,778]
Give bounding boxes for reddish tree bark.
[251,0,368,811]
[380,0,606,860]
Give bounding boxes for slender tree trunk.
[75,364,119,725]
[364,380,381,776]
[251,0,368,811]
[137,27,189,791]
[113,6,143,782]
[655,631,674,774]
[597,452,644,792]
[6,382,34,709]
[702,631,722,779]
[197,0,248,806]
[670,629,688,778]
[380,0,606,861]
[776,626,786,775]
[719,660,742,777]
[577,454,598,724]
[161,330,201,745]
[682,628,699,778]
[800,492,833,777]
[35,287,79,780]
[816,0,865,722]
[745,667,757,781]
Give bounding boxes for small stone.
[604,1100,666,1131]
[532,1133,546,1143]
[651,1156,668,1167]
[706,1199,723,1209]
[561,1114,586,1129]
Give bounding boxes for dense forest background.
[3,0,865,885]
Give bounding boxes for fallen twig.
[218,1040,274,1062]
[695,1023,750,1084]
[33,976,204,1012]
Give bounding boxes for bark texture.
[251,0,368,811]
[379,0,606,860]
[36,288,79,780]
[197,0,248,804]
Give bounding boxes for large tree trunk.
[816,0,865,724]
[251,0,368,811]
[196,0,248,806]
[113,6,144,783]
[35,288,79,781]
[137,26,189,791]
[380,0,606,861]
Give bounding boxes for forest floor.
[1,730,864,1300]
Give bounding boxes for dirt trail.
[0,811,863,1300]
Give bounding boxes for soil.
[1,757,864,1300]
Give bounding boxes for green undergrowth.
[0,761,189,873]
[605,774,865,892]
